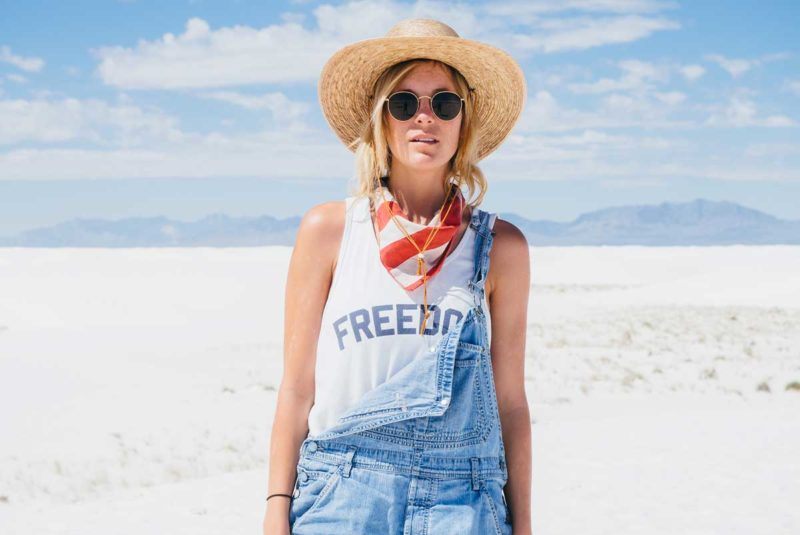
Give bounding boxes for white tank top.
[306,195,493,438]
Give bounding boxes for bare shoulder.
[486,216,530,299]
[292,200,346,282]
[295,200,347,269]
[297,200,346,242]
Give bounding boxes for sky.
[0,0,798,236]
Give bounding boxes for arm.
[263,201,345,535]
[486,218,532,535]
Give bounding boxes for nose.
[415,96,435,123]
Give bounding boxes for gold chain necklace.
[372,176,463,335]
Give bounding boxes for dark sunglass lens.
[432,92,462,120]
[387,92,418,120]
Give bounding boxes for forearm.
[500,404,532,533]
[266,384,314,515]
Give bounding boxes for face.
[383,62,463,173]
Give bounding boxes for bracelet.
[266,493,293,502]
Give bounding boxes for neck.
[384,161,452,224]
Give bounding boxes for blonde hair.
[348,59,488,208]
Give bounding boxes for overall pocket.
[480,479,513,535]
[423,341,491,442]
[289,457,342,528]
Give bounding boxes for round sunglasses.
[384,90,465,122]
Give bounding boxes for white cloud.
[783,79,800,96]
[0,94,345,180]
[680,64,705,81]
[3,90,795,185]
[515,89,692,133]
[762,115,795,127]
[654,91,685,105]
[704,52,791,78]
[485,0,678,17]
[482,131,800,183]
[0,45,45,72]
[92,0,682,90]
[567,59,669,94]
[703,93,796,128]
[0,96,183,146]
[642,163,799,182]
[0,129,352,181]
[198,91,311,123]
[93,17,332,89]
[313,0,407,36]
[744,142,800,158]
[506,128,679,157]
[91,1,406,90]
[280,11,307,25]
[6,73,28,84]
[511,15,680,53]
[704,54,752,78]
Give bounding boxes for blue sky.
[1,0,798,236]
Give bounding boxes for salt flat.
[0,245,798,534]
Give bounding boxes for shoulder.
[294,200,348,269]
[489,216,530,276]
[491,215,526,241]
[296,200,347,244]
[485,215,530,298]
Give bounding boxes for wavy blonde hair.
[348,59,487,208]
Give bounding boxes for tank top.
[306,194,494,438]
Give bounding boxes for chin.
[407,157,448,169]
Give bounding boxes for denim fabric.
[289,208,512,534]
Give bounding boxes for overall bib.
[289,208,512,535]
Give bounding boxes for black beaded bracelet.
[266,493,293,502]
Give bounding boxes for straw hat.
[318,18,527,161]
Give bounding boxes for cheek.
[446,120,462,148]
[386,119,404,148]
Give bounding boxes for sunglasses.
[384,90,465,122]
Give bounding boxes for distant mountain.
[0,213,301,247]
[0,199,797,247]
[501,198,800,245]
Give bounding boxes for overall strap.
[467,207,498,308]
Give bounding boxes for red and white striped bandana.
[371,180,465,293]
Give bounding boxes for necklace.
[370,175,464,334]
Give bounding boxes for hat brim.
[318,35,527,161]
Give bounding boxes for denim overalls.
[289,208,512,534]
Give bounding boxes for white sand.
[0,245,798,534]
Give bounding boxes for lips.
[410,135,438,144]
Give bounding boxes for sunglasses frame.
[383,90,465,122]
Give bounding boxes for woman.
[263,18,531,535]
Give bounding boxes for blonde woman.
[264,18,531,535]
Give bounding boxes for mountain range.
[1,198,798,247]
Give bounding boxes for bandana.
[371,176,466,334]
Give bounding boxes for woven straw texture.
[318,19,527,161]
